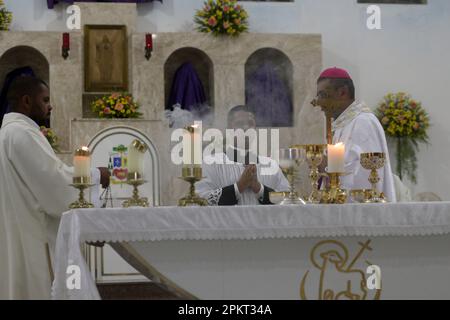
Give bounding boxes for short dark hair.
[318,77,355,100]
[227,105,256,124]
[7,76,49,110]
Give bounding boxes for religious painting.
[84,25,128,92]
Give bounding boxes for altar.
[52,202,450,300]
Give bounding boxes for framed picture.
[84,25,128,92]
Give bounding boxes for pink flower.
[413,122,420,130]
[104,107,111,115]
[208,16,217,27]
[223,5,230,13]
[110,92,120,99]
[223,21,230,29]
[234,5,241,11]
[115,103,124,111]
[234,18,241,26]
[204,4,211,11]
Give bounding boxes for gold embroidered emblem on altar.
[300,239,382,300]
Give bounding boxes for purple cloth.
[167,62,207,112]
[47,0,161,9]
[246,62,293,127]
[0,67,35,126]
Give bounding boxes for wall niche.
[164,47,214,116]
[245,48,293,127]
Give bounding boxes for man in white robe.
[196,105,289,205]
[0,77,109,299]
[316,68,396,202]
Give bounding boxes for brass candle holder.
[178,166,208,207]
[320,172,348,204]
[360,152,387,203]
[122,172,149,208]
[69,176,95,209]
[279,148,306,205]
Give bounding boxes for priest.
[316,67,396,202]
[0,76,109,299]
[196,105,289,205]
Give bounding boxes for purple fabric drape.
[246,62,293,127]
[167,62,207,112]
[47,0,161,9]
[0,67,35,126]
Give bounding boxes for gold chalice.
[299,144,327,204]
[360,152,387,203]
[278,148,305,205]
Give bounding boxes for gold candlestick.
[178,166,208,206]
[69,176,94,209]
[320,172,348,204]
[360,152,387,203]
[122,172,149,207]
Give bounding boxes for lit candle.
[327,143,345,173]
[73,146,91,178]
[182,127,193,166]
[128,139,147,175]
[146,33,153,50]
[63,32,70,50]
[193,122,202,166]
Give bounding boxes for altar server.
[316,67,396,202]
[0,77,109,299]
[196,105,289,205]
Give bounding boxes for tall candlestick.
[328,142,345,173]
[73,146,91,178]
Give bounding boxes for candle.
[146,33,153,50]
[193,122,202,165]
[63,32,70,50]
[327,143,345,173]
[127,140,147,175]
[73,146,91,178]
[182,127,193,165]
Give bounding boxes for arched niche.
[164,47,214,113]
[245,48,294,127]
[0,46,50,125]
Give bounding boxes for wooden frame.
[84,25,128,92]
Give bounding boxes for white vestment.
[0,113,99,299]
[332,101,397,202]
[196,152,289,205]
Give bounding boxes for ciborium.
[360,152,387,203]
[178,166,208,207]
[278,148,306,205]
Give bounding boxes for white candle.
[73,146,91,177]
[328,143,345,173]
[183,127,193,165]
[193,122,202,165]
[127,140,146,174]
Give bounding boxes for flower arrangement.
[0,0,12,31]
[375,92,430,183]
[91,92,142,119]
[194,0,249,37]
[40,126,60,152]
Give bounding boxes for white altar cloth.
[52,203,450,300]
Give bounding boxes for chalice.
[278,148,306,205]
[360,152,387,203]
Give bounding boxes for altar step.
[97,282,183,300]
